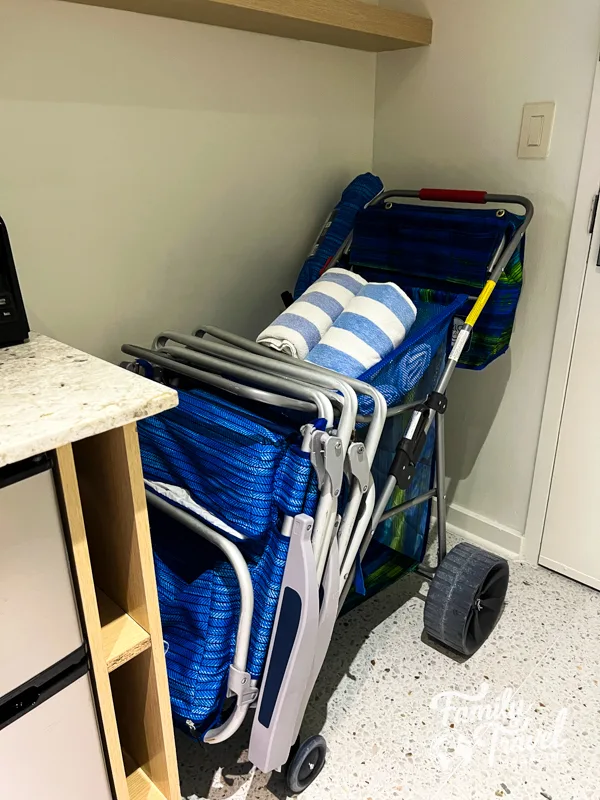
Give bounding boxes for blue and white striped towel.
[306,282,417,378]
[257,268,366,359]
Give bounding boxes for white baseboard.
[431,499,523,560]
[538,556,600,591]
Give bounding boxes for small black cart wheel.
[285,734,327,795]
[424,542,509,656]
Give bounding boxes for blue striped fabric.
[350,204,521,281]
[273,446,319,518]
[138,387,315,539]
[306,282,417,378]
[139,386,320,737]
[307,344,366,378]
[149,503,291,736]
[361,283,417,330]
[302,291,344,319]
[319,270,366,293]
[350,203,525,369]
[257,268,366,359]
[335,313,392,352]
[268,312,322,352]
[355,288,467,414]
[294,172,384,298]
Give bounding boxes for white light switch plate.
[518,102,556,159]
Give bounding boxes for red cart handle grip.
[419,188,487,204]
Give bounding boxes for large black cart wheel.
[285,734,327,795]
[424,542,509,656]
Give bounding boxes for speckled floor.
[176,535,600,800]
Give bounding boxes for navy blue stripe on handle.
[257,587,301,729]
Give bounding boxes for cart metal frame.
[122,186,534,793]
[343,189,534,583]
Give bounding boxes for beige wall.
[0,0,376,361]
[4,0,599,549]
[374,0,600,545]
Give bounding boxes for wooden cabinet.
[55,424,180,800]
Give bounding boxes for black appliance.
[0,217,29,346]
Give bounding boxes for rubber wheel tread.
[424,542,508,656]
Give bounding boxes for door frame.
[524,59,600,565]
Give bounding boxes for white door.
[540,181,600,589]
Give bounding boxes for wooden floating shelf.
[97,588,152,672]
[62,0,432,52]
[124,752,167,800]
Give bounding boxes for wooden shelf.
[73,424,180,800]
[62,0,432,52]
[124,753,167,800]
[57,426,180,800]
[97,588,152,672]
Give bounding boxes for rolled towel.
[257,268,366,359]
[306,282,417,378]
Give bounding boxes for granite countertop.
[0,333,178,468]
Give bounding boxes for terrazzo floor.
[176,535,600,800]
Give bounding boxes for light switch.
[518,102,556,159]
[527,115,544,147]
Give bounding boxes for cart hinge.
[588,192,599,234]
[310,431,344,498]
[227,665,259,707]
[388,409,428,490]
[425,391,448,415]
[347,442,370,494]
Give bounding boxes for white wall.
[0,0,376,361]
[374,0,600,548]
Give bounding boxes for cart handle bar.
[372,189,534,218]
[420,188,486,204]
